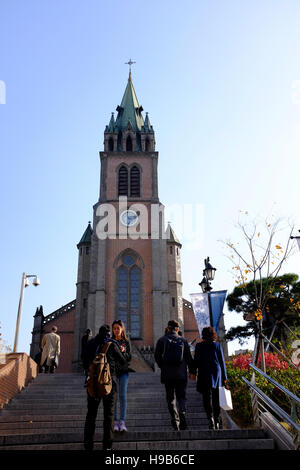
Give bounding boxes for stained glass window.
[117,262,141,338]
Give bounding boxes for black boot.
[171,418,180,430]
[179,412,188,430]
[214,416,222,430]
[84,441,94,451]
[208,417,215,430]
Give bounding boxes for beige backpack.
[87,342,112,399]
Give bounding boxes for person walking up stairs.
[154,320,196,431]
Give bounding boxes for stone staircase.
[0,372,275,450]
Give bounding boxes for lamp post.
[199,257,217,326]
[13,272,40,353]
[199,257,217,293]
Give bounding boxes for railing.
[242,362,300,450]
[42,299,76,325]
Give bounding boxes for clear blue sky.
[0,0,299,355]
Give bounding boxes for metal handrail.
[260,334,299,370]
[242,377,300,433]
[249,363,300,405]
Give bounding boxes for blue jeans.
[114,373,129,421]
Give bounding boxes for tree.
[220,212,298,369]
[0,322,12,362]
[225,273,300,349]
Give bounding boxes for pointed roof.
[114,73,145,133]
[166,223,182,247]
[34,306,44,318]
[77,222,93,248]
[106,113,115,133]
[142,112,153,133]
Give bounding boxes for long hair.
[112,320,129,342]
[201,326,218,342]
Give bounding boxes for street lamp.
[13,272,40,353]
[199,257,216,293]
[204,257,217,281]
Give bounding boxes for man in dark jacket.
[83,324,127,451]
[154,320,196,431]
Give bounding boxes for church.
[30,70,217,373]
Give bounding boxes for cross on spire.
[125,58,136,79]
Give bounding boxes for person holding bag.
[192,326,229,430]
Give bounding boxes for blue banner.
[209,290,227,334]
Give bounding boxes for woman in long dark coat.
[193,326,228,430]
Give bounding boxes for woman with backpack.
[83,324,127,451]
[112,320,132,433]
[192,326,228,430]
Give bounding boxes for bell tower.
[72,70,183,370]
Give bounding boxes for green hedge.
[226,362,300,428]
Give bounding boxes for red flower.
[231,352,288,371]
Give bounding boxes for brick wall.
[0,353,38,409]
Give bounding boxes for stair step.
[0,426,210,435]
[0,412,207,425]
[0,438,275,451]
[0,429,268,446]
[0,417,208,428]
[0,372,275,451]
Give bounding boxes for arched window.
[118,165,128,196]
[117,267,128,327]
[108,137,114,151]
[116,254,141,338]
[145,138,150,152]
[130,165,140,197]
[126,135,133,152]
[130,267,140,338]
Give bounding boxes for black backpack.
[163,336,185,365]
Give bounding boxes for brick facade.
[0,353,37,408]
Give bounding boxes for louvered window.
[118,165,128,196]
[126,135,133,151]
[108,138,114,151]
[130,165,140,197]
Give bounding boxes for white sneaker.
[119,420,127,432]
[113,421,119,432]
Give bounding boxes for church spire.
[115,73,144,133]
[77,221,93,248]
[104,69,155,152]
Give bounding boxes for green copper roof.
[107,113,115,133]
[142,112,153,133]
[114,73,144,133]
[166,223,182,247]
[77,222,93,247]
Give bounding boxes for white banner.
[190,292,211,337]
